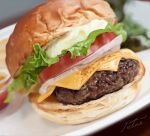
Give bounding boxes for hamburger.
[6,0,145,124]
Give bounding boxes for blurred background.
[0,0,150,52]
[108,0,150,52]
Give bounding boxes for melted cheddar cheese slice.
[37,57,121,103]
[37,49,140,103]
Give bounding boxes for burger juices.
[6,0,145,124]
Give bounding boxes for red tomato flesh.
[0,90,8,110]
[39,32,116,83]
[40,54,85,83]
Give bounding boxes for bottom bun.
[31,82,139,125]
[29,50,145,125]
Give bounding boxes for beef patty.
[54,58,139,105]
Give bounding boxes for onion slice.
[0,69,10,85]
[39,35,122,95]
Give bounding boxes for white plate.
[0,1,150,136]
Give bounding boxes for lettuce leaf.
[7,45,59,102]
[62,23,127,59]
[6,23,127,103]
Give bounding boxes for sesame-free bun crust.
[29,49,145,125]
[6,0,116,77]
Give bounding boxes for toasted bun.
[6,0,116,77]
[29,49,145,124]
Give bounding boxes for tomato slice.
[39,32,116,83]
[39,53,85,83]
[0,90,8,110]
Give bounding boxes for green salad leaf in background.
[106,0,150,52]
[122,15,150,51]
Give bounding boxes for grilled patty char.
[54,58,139,105]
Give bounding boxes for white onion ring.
[39,35,122,95]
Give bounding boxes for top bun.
[6,0,116,77]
